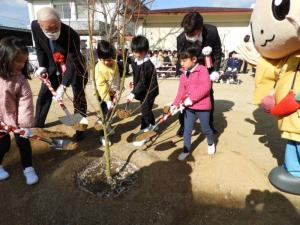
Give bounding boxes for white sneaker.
[208,144,216,155]
[23,167,39,185]
[0,165,9,181]
[100,136,112,146]
[132,139,148,147]
[178,152,190,161]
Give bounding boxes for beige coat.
[254,51,300,142]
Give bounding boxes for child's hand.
[170,105,178,115]
[184,97,193,107]
[34,67,47,77]
[106,101,113,110]
[15,128,33,138]
[126,93,135,102]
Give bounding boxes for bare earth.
[1,74,300,225]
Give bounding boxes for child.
[220,51,241,84]
[0,36,38,185]
[95,40,120,146]
[127,35,159,145]
[171,46,215,160]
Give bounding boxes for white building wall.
[141,14,251,56]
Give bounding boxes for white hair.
[37,7,60,22]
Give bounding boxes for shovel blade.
[51,139,72,150]
[59,113,84,126]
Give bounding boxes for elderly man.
[31,7,87,140]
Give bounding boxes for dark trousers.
[140,98,155,130]
[221,71,238,81]
[179,88,216,131]
[0,133,32,169]
[183,109,214,152]
[35,74,88,128]
[242,61,248,73]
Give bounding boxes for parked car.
[27,46,39,73]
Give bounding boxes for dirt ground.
[1,73,300,225]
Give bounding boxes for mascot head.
[251,0,300,59]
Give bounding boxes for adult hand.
[126,93,135,102]
[53,84,66,102]
[34,67,47,77]
[184,97,193,107]
[210,71,220,81]
[202,46,212,55]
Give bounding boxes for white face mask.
[42,23,61,40]
[185,33,199,43]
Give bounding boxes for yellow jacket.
[94,60,120,101]
[254,51,300,142]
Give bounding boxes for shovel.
[116,101,131,119]
[134,106,184,141]
[37,73,85,127]
[0,122,73,151]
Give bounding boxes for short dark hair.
[181,12,204,35]
[97,40,115,59]
[131,35,149,52]
[244,35,250,43]
[178,46,199,60]
[0,36,30,80]
[229,51,237,58]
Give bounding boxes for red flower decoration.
[53,52,65,63]
[53,52,66,75]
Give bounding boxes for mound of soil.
[77,157,140,197]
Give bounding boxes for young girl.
[0,36,38,185]
[171,46,215,160]
[126,35,159,145]
[95,40,120,146]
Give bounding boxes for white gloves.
[202,46,212,55]
[210,71,220,81]
[126,93,135,102]
[53,84,66,102]
[106,100,113,110]
[170,104,185,115]
[170,105,178,115]
[184,97,193,107]
[15,128,33,138]
[34,67,47,77]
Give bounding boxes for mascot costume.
[251,0,300,195]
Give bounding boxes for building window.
[53,3,71,19]
[76,2,88,19]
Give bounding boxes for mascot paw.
[269,166,300,195]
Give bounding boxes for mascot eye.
[272,0,290,21]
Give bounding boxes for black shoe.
[176,126,184,137]
[73,131,85,141]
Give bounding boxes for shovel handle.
[38,74,67,109]
[0,121,53,145]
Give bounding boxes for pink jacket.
[173,64,211,110]
[0,74,34,128]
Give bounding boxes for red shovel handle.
[38,73,66,109]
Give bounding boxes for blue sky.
[0,0,256,28]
